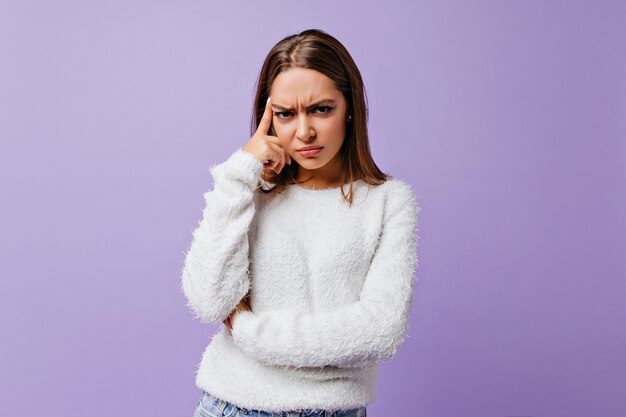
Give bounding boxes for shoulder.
[380,178,420,214]
[369,178,420,234]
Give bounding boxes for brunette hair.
[250,28,389,205]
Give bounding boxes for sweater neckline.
[290,179,363,192]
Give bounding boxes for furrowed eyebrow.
[271,99,337,111]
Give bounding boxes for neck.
[295,151,344,188]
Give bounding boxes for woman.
[182,28,420,417]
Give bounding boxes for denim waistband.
[200,390,366,417]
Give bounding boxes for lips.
[298,146,323,151]
[297,147,323,157]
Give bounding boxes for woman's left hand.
[223,297,251,336]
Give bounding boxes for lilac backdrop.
[1,1,624,416]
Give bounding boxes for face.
[269,67,348,181]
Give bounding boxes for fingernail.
[267,97,271,104]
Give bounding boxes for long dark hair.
[251,28,389,206]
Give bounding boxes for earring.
[347,114,352,122]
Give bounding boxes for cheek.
[274,122,296,140]
[321,117,345,139]
[272,123,286,138]
[273,127,291,147]
[326,112,344,126]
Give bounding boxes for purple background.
[1,1,625,416]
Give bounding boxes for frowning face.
[269,67,348,183]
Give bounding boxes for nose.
[295,114,315,142]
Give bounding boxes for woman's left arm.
[231,181,421,368]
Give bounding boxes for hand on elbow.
[223,296,252,336]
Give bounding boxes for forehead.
[269,67,342,104]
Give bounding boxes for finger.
[256,96,274,136]
[263,142,282,168]
[265,129,291,165]
[261,143,277,169]
[265,136,291,163]
[262,142,285,173]
[264,134,282,145]
[267,142,286,173]
[264,138,291,165]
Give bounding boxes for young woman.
[182,28,420,417]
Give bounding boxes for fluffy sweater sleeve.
[180,148,263,324]
[230,181,420,368]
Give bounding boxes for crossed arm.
[230,181,421,368]
[180,148,263,324]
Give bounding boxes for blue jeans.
[192,390,367,417]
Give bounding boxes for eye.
[314,106,334,114]
[274,111,293,120]
[274,106,334,120]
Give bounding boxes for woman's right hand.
[242,97,292,174]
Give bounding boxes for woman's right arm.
[179,148,264,324]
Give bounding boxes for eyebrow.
[271,99,337,111]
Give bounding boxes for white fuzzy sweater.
[180,148,420,412]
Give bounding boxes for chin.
[299,157,329,167]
